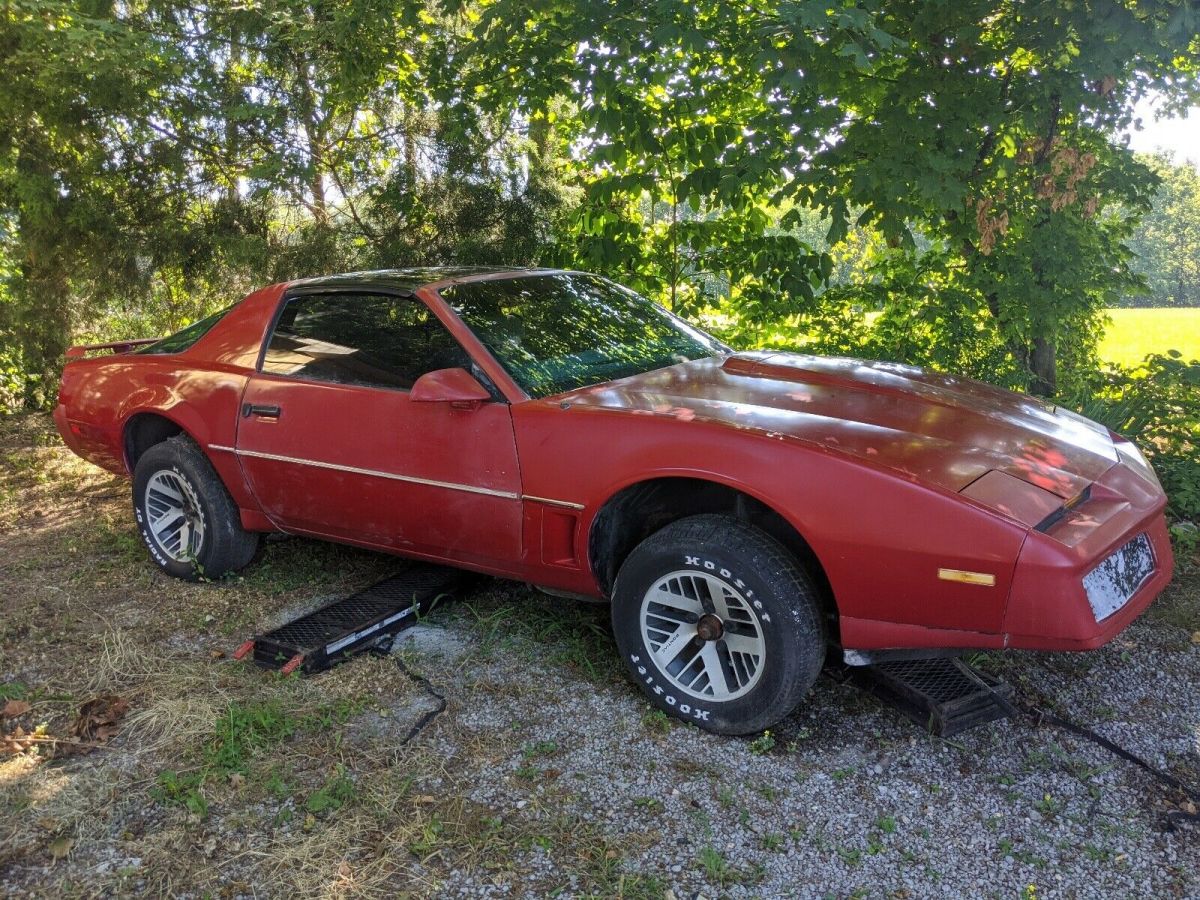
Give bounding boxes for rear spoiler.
[65,338,160,360]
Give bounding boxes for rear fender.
[116,377,262,518]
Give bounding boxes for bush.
[0,340,37,415]
[1065,351,1200,522]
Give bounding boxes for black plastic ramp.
[852,657,1013,737]
[235,564,468,675]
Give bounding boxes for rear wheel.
[132,436,259,581]
[611,514,825,735]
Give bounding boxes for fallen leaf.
[209,649,226,660]
[48,836,73,861]
[2,725,36,755]
[1183,800,1198,815]
[1191,631,1200,645]
[229,772,246,788]
[70,696,129,745]
[413,795,438,805]
[1,699,31,718]
[303,813,316,831]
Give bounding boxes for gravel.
[401,603,1199,899]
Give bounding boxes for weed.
[761,832,785,852]
[748,729,776,755]
[641,708,672,736]
[838,847,863,866]
[152,770,208,817]
[522,739,558,758]
[305,766,356,815]
[0,681,27,700]
[697,845,740,887]
[1082,843,1113,862]
[151,697,353,818]
[207,700,298,776]
[1034,793,1061,818]
[514,764,540,781]
[465,588,620,683]
[410,815,445,857]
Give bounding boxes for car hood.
[563,352,1117,500]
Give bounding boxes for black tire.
[611,514,825,735]
[132,435,259,581]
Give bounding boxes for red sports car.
[55,268,1173,733]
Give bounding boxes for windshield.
[441,273,726,398]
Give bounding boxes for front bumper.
[1001,461,1173,651]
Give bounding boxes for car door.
[235,289,523,566]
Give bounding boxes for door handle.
[242,403,281,419]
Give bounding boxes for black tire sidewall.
[612,517,823,735]
[133,444,217,580]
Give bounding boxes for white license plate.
[1083,533,1155,622]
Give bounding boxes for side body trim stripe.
[209,444,582,509]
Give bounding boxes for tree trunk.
[295,60,328,226]
[223,20,242,204]
[1028,335,1056,397]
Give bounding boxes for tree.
[0,1,568,407]
[3,1,1198,407]
[1125,152,1200,307]
[469,0,1200,394]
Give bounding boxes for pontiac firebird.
[54,268,1173,734]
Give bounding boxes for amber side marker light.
[937,568,996,587]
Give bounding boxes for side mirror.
[410,367,492,407]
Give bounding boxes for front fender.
[516,403,1027,638]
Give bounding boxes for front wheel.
[132,435,259,581]
[611,514,825,735]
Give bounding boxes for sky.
[1122,94,1200,167]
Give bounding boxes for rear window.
[137,306,232,355]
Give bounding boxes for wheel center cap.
[696,613,724,642]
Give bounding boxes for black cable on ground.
[370,635,448,746]
[394,655,448,745]
[961,666,1200,831]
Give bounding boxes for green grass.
[1099,308,1200,367]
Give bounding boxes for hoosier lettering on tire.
[611,514,825,735]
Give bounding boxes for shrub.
[1065,351,1200,523]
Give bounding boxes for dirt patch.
[2,412,1198,897]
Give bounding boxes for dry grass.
[0,412,652,896]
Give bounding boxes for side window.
[261,292,471,391]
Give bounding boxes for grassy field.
[1100,307,1200,366]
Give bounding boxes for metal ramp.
[235,564,468,675]
[848,657,1013,737]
